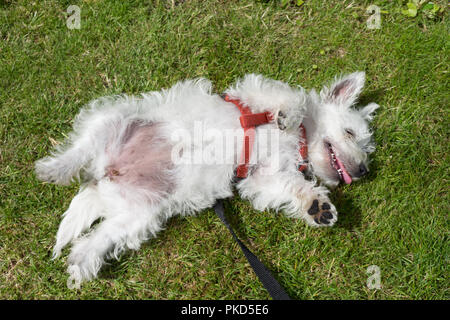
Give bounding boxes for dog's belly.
[106,122,174,196]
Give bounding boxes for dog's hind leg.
[35,96,142,185]
[63,122,175,288]
[35,136,92,185]
[65,181,167,289]
[53,184,106,258]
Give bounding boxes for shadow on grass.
[0,0,13,8]
[98,216,188,281]
[223,197,252,240]
[331,188,363,231]
[331,154,381,231]
[100,253,134,281]
[358,88,386,107]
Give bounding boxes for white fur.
[36,72,378,288]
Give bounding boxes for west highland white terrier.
[36,72,379,288]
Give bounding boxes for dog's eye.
[345,129,355,138]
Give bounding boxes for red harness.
[223,95,308,178]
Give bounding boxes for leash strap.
[213,199,291,300]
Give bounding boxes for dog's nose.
[355,163,368,177]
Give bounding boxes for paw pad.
[307,199,319,215]
[277,111,287,130]
[307,200,335,225]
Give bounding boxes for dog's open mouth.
[325,142,352,184]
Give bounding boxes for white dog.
[35,72,378,288]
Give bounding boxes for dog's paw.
[306,198,337,227]
[276,110,288,130]
[65,240,101,289]
[275,108,303,131]
[35,156,73,185]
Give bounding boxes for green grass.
[0,0,448,299]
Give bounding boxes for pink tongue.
[335,156,352,184]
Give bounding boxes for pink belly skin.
[106,122,174,198]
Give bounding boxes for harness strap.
[223,95,309,177]
[223,95,273,178]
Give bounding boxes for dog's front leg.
[237,170,337,227]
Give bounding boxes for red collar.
[297,124,308,172]
[223,95,308,178]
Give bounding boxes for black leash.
[213,199,291,300]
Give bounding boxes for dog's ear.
[321,71,365,106]
[359,102,379,121]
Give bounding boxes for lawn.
[0,0,448,299]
